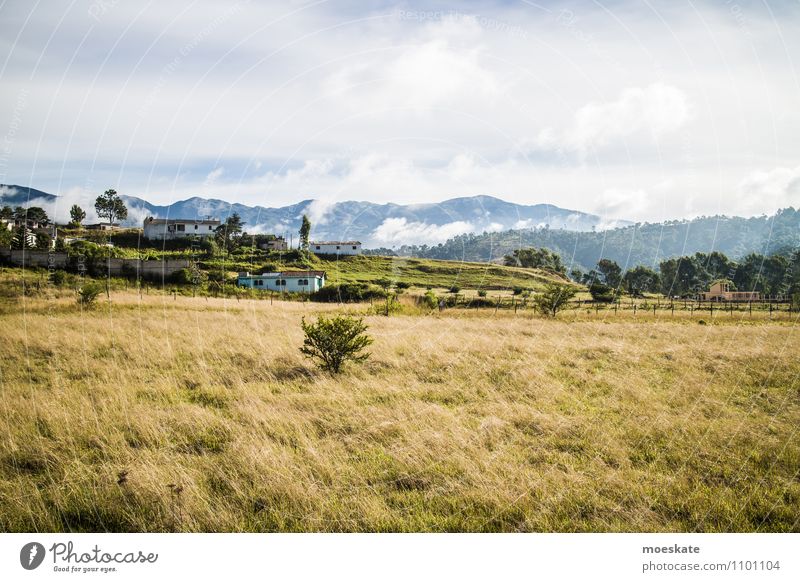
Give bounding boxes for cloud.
[371,217,475,246]
[204,167,224,184]
[537,83,691,156]
[739,166,800,214]
[596,188,650,219]
[303,197,336,225]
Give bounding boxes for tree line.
[505,246,800,300]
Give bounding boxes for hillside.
[394,208,800,270]
[207,253,564,292]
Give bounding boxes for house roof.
[281,270,326,277]
[238,270,326,279]
[144,216,220,225]
[310,241,361,245]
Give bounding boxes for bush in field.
[477,289,487,297]
[300,314,373,374]
[50,270,67,287]
[448,285,461,294]
[395,281,411,290]
[589,282,616,303]
[533,283,577,317]
[311,283,385,303]
[421,289,439,310]
[170,266,207,285]
[77,282,103,308]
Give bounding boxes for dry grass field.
[1,284,799,532]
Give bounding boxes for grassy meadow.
[0,274,799,532]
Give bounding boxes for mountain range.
[3,184,796,269]
[0,185,616,246]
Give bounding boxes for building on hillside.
[701,280,760,302]
[237,270,326,293]
[11,217,44,230]
[85,223,121,231]
[258,236,288,251]
[311,241,362,255]
[143,216,220,240]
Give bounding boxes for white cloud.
[371,217,475,246]
[303,197,336,225]
[537,83,691,157]
[204,167,224,184]
[739,166,800,214]
[596,188,650,220]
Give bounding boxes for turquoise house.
[237,270,326,293]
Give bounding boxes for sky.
[1,0,799,225]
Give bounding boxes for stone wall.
[0,249,191,278]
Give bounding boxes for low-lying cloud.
[371,217,475,246]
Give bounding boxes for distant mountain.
[0,185,614,246]
[393,209,800,270]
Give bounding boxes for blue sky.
[1,0,799,224]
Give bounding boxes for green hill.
[391,208,800,271]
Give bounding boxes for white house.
[143,216,220,240]
[311,241,362,255]
[237,270,326,293]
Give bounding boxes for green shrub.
[311,283,385,303]
[477,289,487,297]
[421,289,439,310]
[448,285,461,294]
[512,286,524,295]
[395,281,411,290]
[467,297,496,308]
[533,283,577,317]
[589,282,616,303]
[50,270,67,286]
[77,282,104,308]
[300,314,373,374]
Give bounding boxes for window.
[208,225,213,230]
[315,246,320,250]
[276,279,286,286]
[336,245,340,250]
[177,224,185,232]
[194,224,198,230]
[299,279,308,285]
[255,280,263,286]
[352,246,357,250]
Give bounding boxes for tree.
[0,205,12,220]
[504,247,566,275]
[299,214,311,251]
[77,283,103,309]
[660,256,701,297]
[300,314,373,374]
[622,265,660,296]
[94,189,128,224]
[13,206,49,225]
[532,283,577,317]
[596,259,622,288]
[69,204,86,227]
[214,212,245,251]
[588,282,616,302]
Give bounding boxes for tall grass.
[0,288,798,532]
